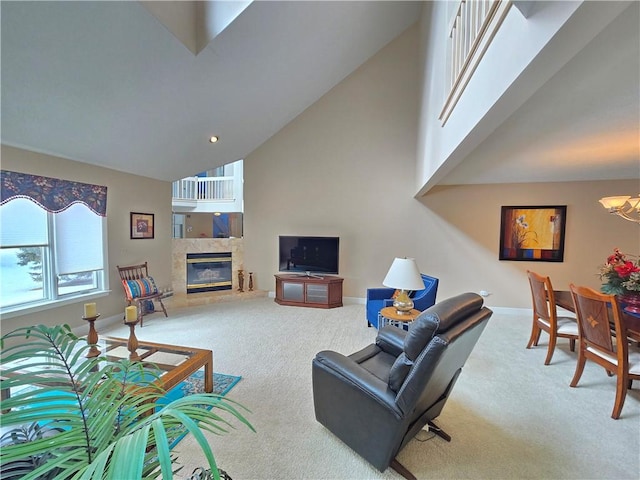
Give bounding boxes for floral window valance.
[0,170,107,216]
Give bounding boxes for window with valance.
[0,170,108,313]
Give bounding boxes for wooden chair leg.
[570,353,586,387]
[135,300,144,327]
[569,338,576,352]
[157,298,168,318]
[612,373,628,420]
[526,322,541,349]
[544,334,557,365]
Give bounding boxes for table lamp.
[382,257,425,314]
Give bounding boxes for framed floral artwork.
[130,212,154,239]
[499,205,567,261]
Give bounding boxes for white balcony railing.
[439,0,512,125]
[172,176,235,202]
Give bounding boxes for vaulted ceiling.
[1,1,422,182]
[2,1,638,187]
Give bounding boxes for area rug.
[156,370,242,448]
[158,370,242,406]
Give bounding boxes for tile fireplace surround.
[169,238,266,308]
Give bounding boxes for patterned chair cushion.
[122,276,158,300]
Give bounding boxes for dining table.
[553,290,640,340]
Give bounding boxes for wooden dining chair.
[569,284,640,419]
[526,271,578,365]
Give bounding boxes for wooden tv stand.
[274,274,343,309]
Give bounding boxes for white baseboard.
[252,292,532,315]
[343,296,366,305]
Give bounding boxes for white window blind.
[54,203,104,275]
[0,198,48,247]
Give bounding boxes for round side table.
[379,306,421,329]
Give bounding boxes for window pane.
[0,247,45,308]
[58,271,97,296]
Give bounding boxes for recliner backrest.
[405,292,483,357]
[387,293,491,415]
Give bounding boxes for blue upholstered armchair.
[366,274,439,328]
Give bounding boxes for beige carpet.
[102,298,640,480]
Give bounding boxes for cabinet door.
[306,283,328,303]
[282,281,304,302]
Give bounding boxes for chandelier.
[599,196,640,223]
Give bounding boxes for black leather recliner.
[312,292,492,480]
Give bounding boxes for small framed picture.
[499,205,567,262]
[130,212,154,239]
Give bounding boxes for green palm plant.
[0,324,253,480]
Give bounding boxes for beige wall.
[185,213,214,238]
[182,212,243,239]
[244,24,422,299]
[1,145,173,331]
[418,181,638,308]
[243,25,639,309]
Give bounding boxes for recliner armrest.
[376,327,406,356]
[313,350,401,417]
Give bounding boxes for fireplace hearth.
[186,252,232,294]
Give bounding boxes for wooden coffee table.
[1,337,213,405]
[101,336,214,393]
[379,306,421,329]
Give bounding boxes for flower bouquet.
[599,248,640,313]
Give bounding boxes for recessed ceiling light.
[209,136,219,143]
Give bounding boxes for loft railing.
[172,176,235,202]
[439,0,512,124]
[449,0,500,88]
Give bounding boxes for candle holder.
[238,269,244,292]
[248,272,254,291]
[82,314,101,358]
[126,319,141,361]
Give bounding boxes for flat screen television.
[278,236,339,275]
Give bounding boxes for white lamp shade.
[599,196,630,208]
[382,257,425,291]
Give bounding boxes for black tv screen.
[278,236,339,275]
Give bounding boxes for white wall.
[416,0,632,194]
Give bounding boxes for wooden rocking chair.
[117,262,168,327]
